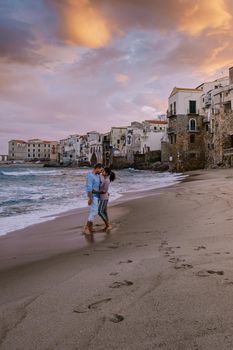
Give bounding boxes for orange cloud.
[115,73,129,83]
[57,0,112,48]
[178,0,232,35]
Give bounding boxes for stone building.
[87,131,103,165]
[126,122,144,163]
[8,139,58,162]
[165,67,233,171]
[167,87,205,171]
[102,133,112,167]
[8,140,27,160]
[200,69,233,167]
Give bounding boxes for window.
[174,101,176,114]
[189,119,196,131]
[33,144,35,147]
[12,153,14,157]
[170,134,176,144]
[231,135,233,148]
[190,134,195,143]
[170,104,173,115]
[189,100,196,114]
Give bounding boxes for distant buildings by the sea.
[6,117,168,169]
[5,66,233,171]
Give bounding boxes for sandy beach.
[2,169,233,349]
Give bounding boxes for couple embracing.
[84,163,115,235]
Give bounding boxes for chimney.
[229,67,233,85]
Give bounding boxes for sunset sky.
[1,0,233,153]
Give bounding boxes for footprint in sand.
[119,260,133,264]
[73,298,112,313]
[109,314,124,323]
[109,272,119,276]
[168,257,185,264]
[136,244,148,247]
[222,279,233,286]
[88,298,112,310]
[196,270,224,277]
[109,280,133,289]
[174,263,193,270]
[194,246,206,251]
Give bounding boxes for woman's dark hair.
[104,167,116,182]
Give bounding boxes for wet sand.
[2,169,233,349]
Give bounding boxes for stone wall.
[206,109,233,167]
[111,156,131,169]
[134,150,161,169]
[167,114,205,171]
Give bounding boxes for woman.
[98,167,115,231]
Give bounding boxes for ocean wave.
[0,167,186,236]
[0,169,60,176]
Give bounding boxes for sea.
[0,166,186,236]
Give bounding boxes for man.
[84,163,103,235]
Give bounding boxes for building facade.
[110,127,127,157]
[167,87,205,171]
[8,139,58,162]
[8,140,28,160]
[166,67,233,171]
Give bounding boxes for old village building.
[166,67,233,171]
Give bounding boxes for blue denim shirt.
[86,172,100,198]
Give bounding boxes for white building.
[141,120,168,154]
[168,87,203,117]
[27,139,58,161]
[0,155,8,162]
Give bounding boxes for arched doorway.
[90,152,97,166]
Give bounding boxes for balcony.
[187,110,199,116]
[167,111,177,118]
[167,127,176,134]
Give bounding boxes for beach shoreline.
[2,168,233,349]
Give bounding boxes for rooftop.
[145,120,168,125]
[9,140,27,144]
[170,87,202,97]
